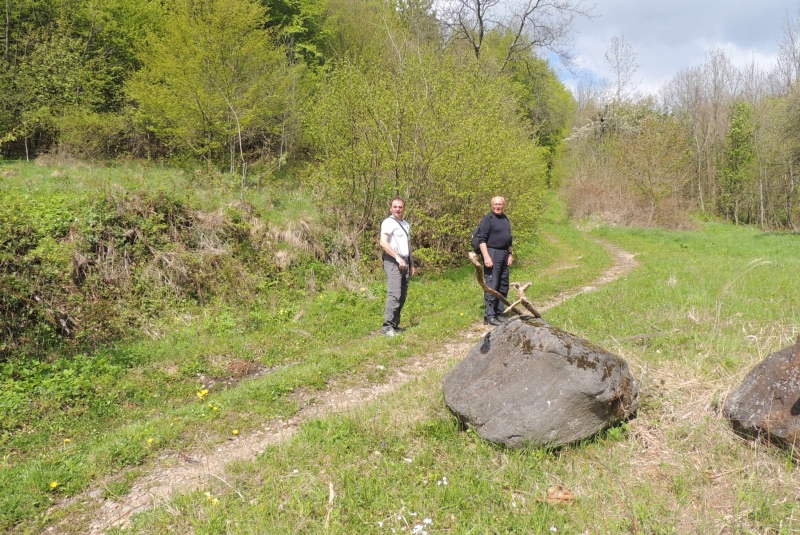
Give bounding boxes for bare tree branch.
[468,252,542,318]
[439,0,594,69]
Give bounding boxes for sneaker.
[484,317,502,326]
[382,327,399,337]
[394,326,406,333]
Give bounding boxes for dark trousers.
[383,253,409,330]
[484,248,509,319]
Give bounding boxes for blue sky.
[556,0,800,94]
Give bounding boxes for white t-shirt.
[381,217,410,257]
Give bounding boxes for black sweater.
[476,212,512,250]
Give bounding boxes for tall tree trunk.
[791,160,798,231]
[4,0,9,67]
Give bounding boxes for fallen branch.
[468,252,541,319]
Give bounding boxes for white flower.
[550,527,558,533]
[423,518,432,525]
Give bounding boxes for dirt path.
[50,241,638,535]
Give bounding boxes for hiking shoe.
[484,317,502,326]
[382,327,399,337]
[394,326,406,333]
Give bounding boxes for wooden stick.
[468,252,541,319]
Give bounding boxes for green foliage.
[717,101,756,224]
[0,0,163,155]
[481,29,576,184]
[128,0,298,166]
[262,0,331,64]
[305,49,548,267]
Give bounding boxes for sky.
[556,0,800,95]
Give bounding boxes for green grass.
[0,183,610,532]
[93,217,800,535]
[7,159,799,533]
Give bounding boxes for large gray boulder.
[724,336,800,448]
[443,316,639,448]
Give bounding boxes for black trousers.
[483,248,509,319]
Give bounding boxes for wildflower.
[423,518,432,525]
[232,429,239,435]
[63,438,71,443]
[50,481,58,489]
[196,388,209,400]
[550,528,558,533]
[147,438,153,444]
[212,406,219,411]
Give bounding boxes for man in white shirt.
[379,197,415,337]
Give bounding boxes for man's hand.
[483,256,493,268]
[397,257,407,271]
[507,254,514,266]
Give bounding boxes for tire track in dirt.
[48,240,638,535]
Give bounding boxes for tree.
[305,47,547,266]
[0,0,162,157]
[261,0,330,65]
[439,0,592,69]
[128,0,297,172]
[605,35,640,105]
[717,101,756,224]
[622,113,691,225]
[662,48,740,214]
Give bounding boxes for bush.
[55,110,128,159]
[0,185,324,364]
[304,51,548,268]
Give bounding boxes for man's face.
[491,198,505,215]
[391,200,405,219]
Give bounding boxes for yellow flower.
[50,481,58,489]
[212,406,219,411]
[147,438,153,444]
[63,438,71,443]
[232,429,239,435]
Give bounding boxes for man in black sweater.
[475,196,513,326]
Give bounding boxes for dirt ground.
[46,242,639,535]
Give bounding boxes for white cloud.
[557,0,799,94]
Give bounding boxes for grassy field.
[1,161,613,533]
[3,161,799,534]
[105,219,799,534]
